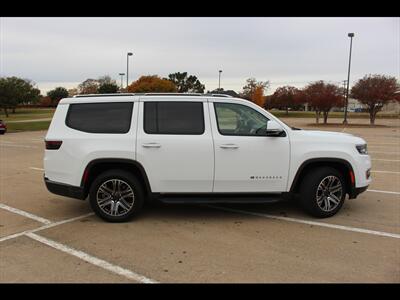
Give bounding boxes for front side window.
[66,102,133,133]
[144,101,204,135]
[214,102,269,136]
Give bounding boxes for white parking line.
[369,151,400,154]
[372,159,400,162]
[0,203,52,225]
[0,144,37,149]
[0,213,94,243]
[367,189,400,195]
[371,170,400,174]
[30,167,44,171]
[368,143,400,146]
[26,232,158,283]
[206,205,400,239]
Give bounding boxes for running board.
[155,193,285,204]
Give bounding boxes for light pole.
[342,79,347,112]
[126,52,133,88]
[218,70,222,91]
[343,33,354,124]
[119,73,125,90]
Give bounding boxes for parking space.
[0,118,399,283]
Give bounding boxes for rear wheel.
[89,169,144,222]
[299,167,346,218]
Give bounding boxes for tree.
[303,81,343,124]
[209,89,239,97]
[240,78,270,101]
[98,82,119,94]
[251,86,265,107]
[167,72,205,93]
[267,86,302,114]
[127,75,177,93]
[351,74,400,125]
[47,87,68,106]
[78,79,99,94]
[0,77,41,116]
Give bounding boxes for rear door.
[136,97,214,193]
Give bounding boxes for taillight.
[45,140,63,150]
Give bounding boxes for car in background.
[0,120,7,134]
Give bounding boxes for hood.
[292,129,366,144]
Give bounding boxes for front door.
[209,100,290,193]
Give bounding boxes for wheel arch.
[80,158,152,199]
[290,158,356,197]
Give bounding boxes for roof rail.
[73,92,233,98]
[143,93,204,96]
[73,93,136,98]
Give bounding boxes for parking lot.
[0,117,399,283]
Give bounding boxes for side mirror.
[266,120,285,137]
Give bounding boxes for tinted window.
[144,102,204,135]
[66,102,133,133]
[214,102,269,136]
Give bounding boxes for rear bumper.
[349,185,369,199]
[44,176,86,200]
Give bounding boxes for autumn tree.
[127,75,177,93]
[240,78,269,101]
[351,74,400,124]
[167,72,205,93]
[0,77,41,116]
[47,87,68,106]
[303,81,343,124]
[267,86,302,114]
[251,86,265,107]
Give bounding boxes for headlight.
[356,144,368,155]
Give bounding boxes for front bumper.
[44,176,86,200]
[349,185,369,199]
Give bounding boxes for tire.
[89,169,144,222]
[299,167,346,218]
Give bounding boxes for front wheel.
[89,169,144,222]
[299,167,346,218]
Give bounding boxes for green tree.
[47,87,69,106]
[0,77,41,116]
[167,72,205,93]
[209,89,239,97]
[98,82,119,94]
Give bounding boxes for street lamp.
[218,70,222,91]
[343,33,354,124]
[119,73,125,90]
[126,52,133,88]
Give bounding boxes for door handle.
[220,144,239,149]
[142,143,161,148]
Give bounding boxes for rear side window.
[66,102,133,133]
[144,102,204,135]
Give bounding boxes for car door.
[136,97,214,193]
[209,100,290,193]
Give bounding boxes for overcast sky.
[1,17,399,94]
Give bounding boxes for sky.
[0,17,399,95]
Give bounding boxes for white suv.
[44,93,371,222]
